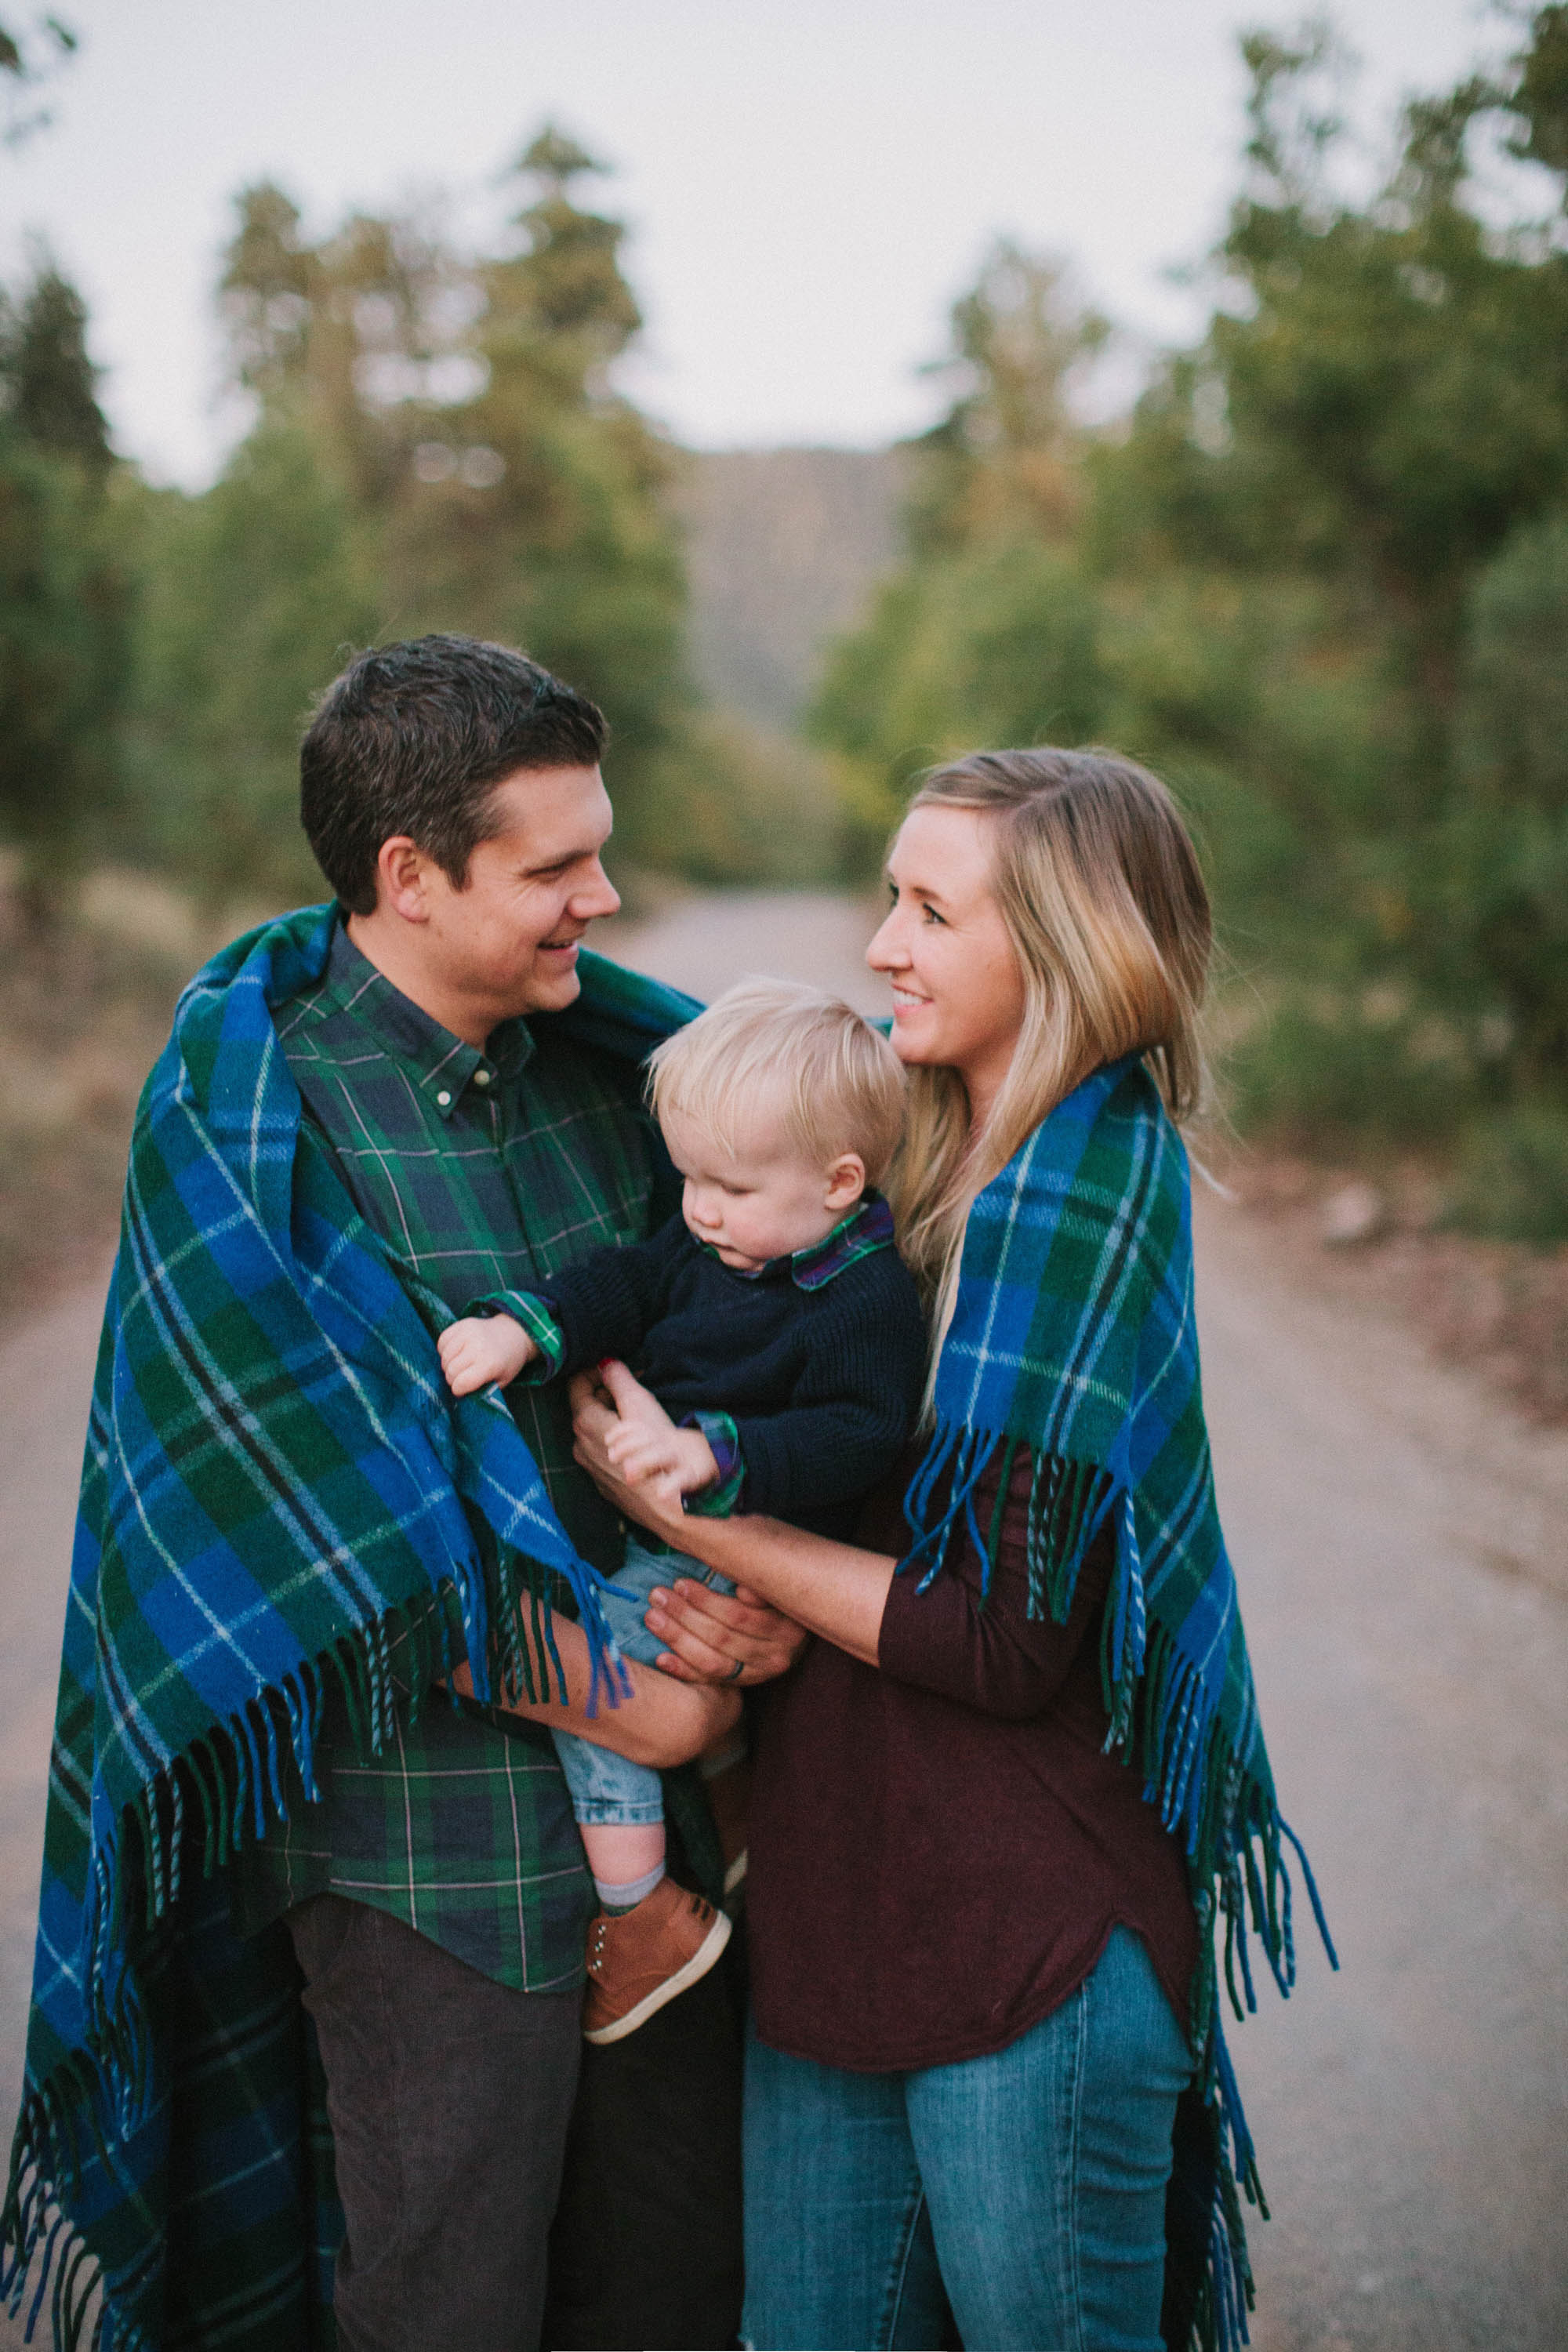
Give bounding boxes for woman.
[571,749,1329,2352]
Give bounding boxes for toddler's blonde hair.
[648,977,907,1185]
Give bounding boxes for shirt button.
[474,1068,491,1087]
[436,1089,452,1108]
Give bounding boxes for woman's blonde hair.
[648,975,908,1185]
[887,748,1212,1332]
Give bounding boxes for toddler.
[439,978,926,2041]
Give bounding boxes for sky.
[2,0,1515,487]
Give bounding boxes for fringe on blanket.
[898,1421,1338,2352]
[1,1541,597,2350]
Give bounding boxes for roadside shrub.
[1225,993,1470,1147]
[1454,1105,1568,1248]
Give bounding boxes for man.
[6,635,793,2350]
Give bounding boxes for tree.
[381,125,690,855]
[811,245,1110,862]
[0,256,126,919]
[134,124,694,895]
[126,425,379,906]
[0,9,75,144]
[0,429,125,917]
[815,6,1568,1218]
[5,259,112,469]
[906,240,1109,556]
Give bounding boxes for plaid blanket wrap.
[901,1052,1335,2352]
[2,904,694,2351]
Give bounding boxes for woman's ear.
[823,1152,867,1213]
[376,835,431,924]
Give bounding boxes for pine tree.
[0,254,126,920]
[384,125,690,851]
[7,262,112,469]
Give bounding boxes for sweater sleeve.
[731,1258,927,1519]
[473,1215,683,1378]
[875,1444,1115,1721]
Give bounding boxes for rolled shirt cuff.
[681,1409,746,1516]
[466,1288,566,1382]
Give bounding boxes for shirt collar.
[698,1191,896,1290]
[790,1191,896,1290]
[321,916,534,1120]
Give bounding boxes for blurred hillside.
[673,446,902,726]
[655,444,902,887]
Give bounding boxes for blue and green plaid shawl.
[901,1052,1335,2352]
[2,904,693,2351]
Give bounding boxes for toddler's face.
[660,1105,863,1272]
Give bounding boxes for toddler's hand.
[437,1314,536,1397]
[603,1419,719,1507]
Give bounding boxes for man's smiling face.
[405,762,621,1033]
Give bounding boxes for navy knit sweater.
[488,1198,927,1537]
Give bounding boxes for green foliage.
[0,423,125,904]
[904,241,1109,557]
[1436,516,1568,1090]
[1225,993,1473,1147]
[176,129,691,877]
[3,115,849,922]
[383,131,688,828]
[623,713,846,888]
[813,5,1568,1234]
[126,424,379,905]
[0,10,76,144]
[1455,1102,1568,1245]
[5,262,111,468]
[0,256,127,916]
[1458,512,1568,817]
[815,540,1109,869]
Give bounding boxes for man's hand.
[644,1577,811,1687]
[438,1313,536,1397]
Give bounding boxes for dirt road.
[2,891,1566,2350]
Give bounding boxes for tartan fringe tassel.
[898,1423,1337,2352]
[2,1541,608,2347]
[3,2085,115,2352]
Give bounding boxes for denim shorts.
[554,1534,735,1828]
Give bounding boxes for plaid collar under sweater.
[695,1191,895,1289]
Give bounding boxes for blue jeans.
[742,1926,1193,2352]
[554,1535,736,1827]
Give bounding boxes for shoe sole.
[583,1906,733,2045]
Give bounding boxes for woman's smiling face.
[866,804,1027,1123]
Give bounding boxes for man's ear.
[375,835,433,924]
[823,1152,867,1212]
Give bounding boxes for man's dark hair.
[299,635,607,915]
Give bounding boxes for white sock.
[594,1859,666,1915]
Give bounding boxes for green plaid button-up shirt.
[235,918,677,1991]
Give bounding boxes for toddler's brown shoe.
[583,1875,732,2044]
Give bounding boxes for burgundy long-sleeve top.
[746,1443,1200,2073]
